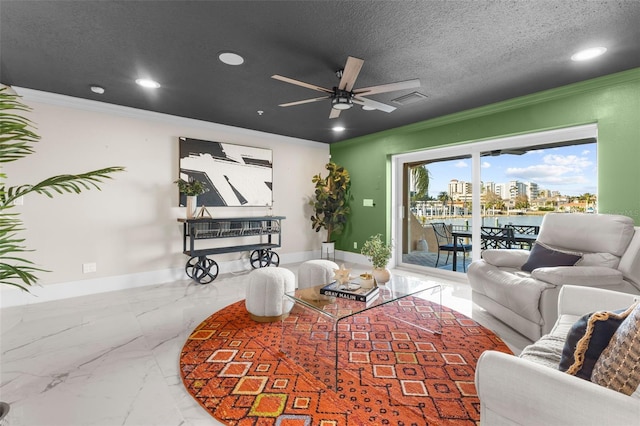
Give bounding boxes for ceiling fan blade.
[338,56,364,91]
[329,108,341,119]
[353,97,396,113]
[279,96,330,107]
[354,79,421,96]
[271,75,333,94]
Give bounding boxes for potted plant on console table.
[175,177,208,218]
[309,162,351,257]
[361,233,392,284]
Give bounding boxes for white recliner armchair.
[476,285,640,425]
[468,213,640,341]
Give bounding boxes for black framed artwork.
[178,137,273,207]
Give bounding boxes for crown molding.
[13,87,326,149]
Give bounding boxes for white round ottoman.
[297,259,339,289]
[245,268,296,323]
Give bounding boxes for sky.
[426,142,597,197]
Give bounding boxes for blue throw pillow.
[521,242,582,272]
[558,304,637,380]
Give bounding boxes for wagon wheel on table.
[185,256,219,284]
[250,249,280,268]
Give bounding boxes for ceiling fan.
[271,56,421,119]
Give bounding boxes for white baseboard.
[0,267,185,309]
[0,250,360,308]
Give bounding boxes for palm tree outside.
[410,165,431,201]
[437,191,450,216]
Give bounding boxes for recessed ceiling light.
[571,47,607,61]
[135,78,161,89]
[332,126,345,132]
[362,105,376,111]
[219,52,244,66]
[90,85,105,94]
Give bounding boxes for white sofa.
[468,213,640,341]
[476,285,640,425]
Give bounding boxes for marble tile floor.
[0,262,532,426]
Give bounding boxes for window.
[392,124,598,273]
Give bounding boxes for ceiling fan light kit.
[272,56,420,119]
[331,90,354,110]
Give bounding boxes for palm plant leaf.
[0,89,40,163]
[0,262,43,291]
[0,210,47,291]
[1,167,125,205]
[0,87,125,292]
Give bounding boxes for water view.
[426,214,545,229]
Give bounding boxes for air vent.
[391,91,428,106]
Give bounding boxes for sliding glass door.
[392,124,598,274]
[401,156,473,271]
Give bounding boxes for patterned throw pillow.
[559,304,637,380]
[591,302,640,397]
[521,242,582,272]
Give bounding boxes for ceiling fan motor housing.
[332,88,354,110]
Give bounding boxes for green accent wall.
[330,68,640,253]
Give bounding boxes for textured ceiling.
[2,1,640,143]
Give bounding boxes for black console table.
[178,216,285,284]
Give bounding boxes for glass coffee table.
[281,274,442,390]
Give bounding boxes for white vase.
[373,267,391,284]
[186,195,197,218]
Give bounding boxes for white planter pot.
[186,195,197,219]
[321,242,335,260]
[321,242,335,253]
[373,267,391,284]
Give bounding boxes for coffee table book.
[319,281,380,303]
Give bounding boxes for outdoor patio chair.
[432,222,472,272]
[505,224,540,249]
[480,226,515,249]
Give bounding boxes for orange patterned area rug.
[180,297,512,425]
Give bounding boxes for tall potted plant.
[309,162,351,255]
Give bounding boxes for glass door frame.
[391,123,598,273]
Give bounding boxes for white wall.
[1,89,330,306]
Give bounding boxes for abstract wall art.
[178,137,273,207]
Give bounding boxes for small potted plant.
[361,234,392,284]
[175,177,208,218]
